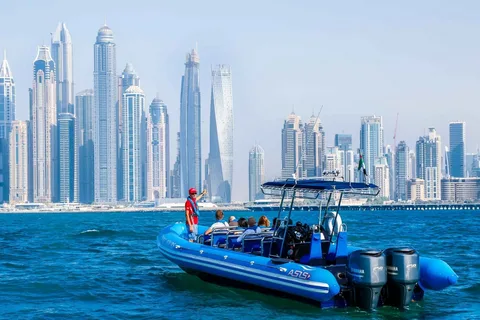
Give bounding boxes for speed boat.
[157,176,458,310]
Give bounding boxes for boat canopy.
[261,178,380,196]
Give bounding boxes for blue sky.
[1,0,480,201]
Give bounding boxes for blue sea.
[0,209,478,319]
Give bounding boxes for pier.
[245,203,480,212]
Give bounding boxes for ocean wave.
[80,229,100,234]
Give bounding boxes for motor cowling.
[383,247,420,309]
[347,249,387,310]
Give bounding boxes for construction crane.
[393,112,399,148]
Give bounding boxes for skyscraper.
[303,115,325,177]
[335,133,353,181]
[249,144,265,201]
[416,128,442,200]
[9,120,28,204]
[122,86,144,202]
[395,141,409,201]
[408,150,416,179]
[117,63,140,201]
[51,23,74,114]
[94,25,117,203]
[0,51,15,203]
[207,65,233,203]
[58,113,76,203]
[170,132,181,198]
[147,97,170,202]
[374,156,390,199]
[32,46,57,203]
[76,89,94,203]
[180,49,202,197]
[282,113,304,179]
[324,147,341,173]
[360,116,384,183]
[334,134,352,150]
[449,121,466,178]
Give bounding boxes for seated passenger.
[258,215,270,229]
[204,210,229,235]
[237,217,248,228]
[236,217,261,243]
[228,216,238,227]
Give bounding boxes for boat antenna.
[293,105,324,181]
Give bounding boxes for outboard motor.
[383,248,420,309]
[347,249,387,310]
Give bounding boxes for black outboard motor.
[383,247,420,309]
[347,249,387,310]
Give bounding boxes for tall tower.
[76,89,94,203]
[117,63,140,201]
[58,113,76,203]
[374,156,390,199]
[122,86,144,202]
[51,23,74,114]
[416,128,442,200]
[281,112,304,179]
[94,24,117,203]
[360,116,384,183]
[0,51,15,203]
[207,65,233,203]
[395,141,409,201]
[147,97,170,202]
[32,46,57,203]
[180,49,201,197]
[303,115,325,177]
[449,121,466,178]
[248,144,265,201]
[9,120,28,204]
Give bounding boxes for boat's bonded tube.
[158,223,340,304]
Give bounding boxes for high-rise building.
[170,132,181,198]
[449,122,466,178]
[334,134,352,150]
[282,113,304,179]
[9,121,28,204]
[374,156,390,199]
[122,86,144,202]
[339,149,354,181]
[117,63,140,201]
[303,115,325,177]
[147,97,169,202]
[180,49,202,198]
[32,46,57,203]
[76,89,94,203]
[416,128,442,200]
[324,147,341,173]
[248,144,265,201]
[441,177,480,202]
[360,116,384,183]
[207,65,233,203]
[51,23,74,115]
[58,113,76,203]
[94,25,117,203]
[0,51,15,203]
[408,150,416,179]
[395,141,409,201]
[407,179,425,201]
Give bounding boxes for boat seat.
[293,242,311,262]
[211,231,229,247]
[261,237,272,257]
[227,235,242,249]
[242,235,264,253]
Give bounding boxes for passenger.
[185,187,207,242]
[236,217,261,243]
[204,210,230,235]
[237,217,248,228]
[228,216,238,227]
[258,215,270,228]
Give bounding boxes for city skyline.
[2,2,480,201]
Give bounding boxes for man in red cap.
[185,187,207,242]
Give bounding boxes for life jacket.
[247,225,260,233]
[187,197,199,217]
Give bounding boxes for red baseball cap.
[189,188,197,195]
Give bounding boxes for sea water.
[0,209,478,319]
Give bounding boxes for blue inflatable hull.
[158,223,458,306]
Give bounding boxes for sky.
[1,0,480,201]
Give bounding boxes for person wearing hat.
[185,187,207,242]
